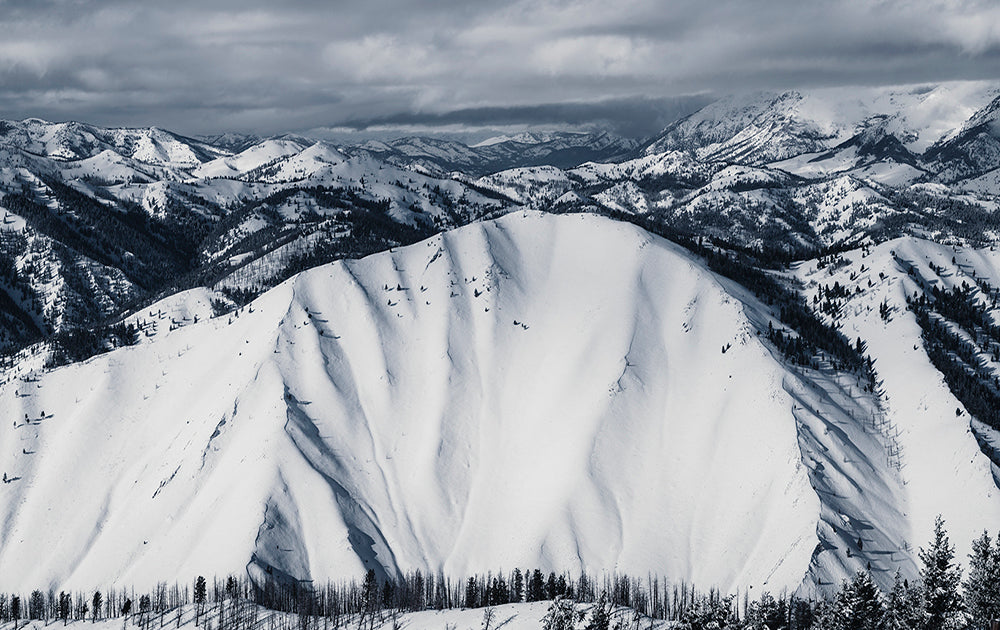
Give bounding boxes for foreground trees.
[965,529,1000,630]
[919,516,964,630]
[814,570,884,630]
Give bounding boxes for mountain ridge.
[0,212,827,593]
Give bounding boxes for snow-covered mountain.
[644,83,1000,163]
[924,95,1000,183]
[0,118,226,166]
[480,83,1000,251]
[0,213,902,592]
[5,82,1000,598]
[0,119,646,353]
[9,82,1000,354]
[0,119,519,352]
[2,212,999,599]
[341,131,640,176]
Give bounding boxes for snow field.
[0,600,664,630]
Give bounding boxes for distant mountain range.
[341,131,639,175]
[483,82,1000,250]
[2,82,1000,351]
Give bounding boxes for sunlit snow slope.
[1,212,865,594]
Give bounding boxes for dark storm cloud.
[1,0,998,137]
[338,96,715,139]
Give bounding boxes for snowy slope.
[191,139,311,180]
[0,212,832,594]
[647,83,1000,164]
[791,237,1000,578]
[0,119,224,166]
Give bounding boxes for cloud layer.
[1,0,999,137]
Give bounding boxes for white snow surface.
[0,212,826,595]
[792,237,1000,580]
[0,600,664,630]
[649,82,1000,162]
[475,167,574,205]
[192,139,310,180]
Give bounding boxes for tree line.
[908,284,1000,430]
[1,517,999,630]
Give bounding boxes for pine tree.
[884,571,920,630]
[412,569,425,610]
[194,576,207,626]
[905,578,926,630]
[965,530,1000,630]
[576,573,592,603]
[745,592,783,630]
[584,592,611,630]
[28,590,44,621]
[511,569,524,603]
[494,574,508,605]
[546,572,558,599]
[541,596,582,630]
[59,592,70,626]
[680,593,736,630]
[362,568,379,619]
[382,579,396,610]
[528,570,545,602]
[138,594,151,630]
[814,572,885,630]
[789,596,814,630]
[919,515,964,630]
[556,575,568,598]
[466,577,479,609]
[847,570,885,630]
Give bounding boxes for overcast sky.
[1,0,999,139]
